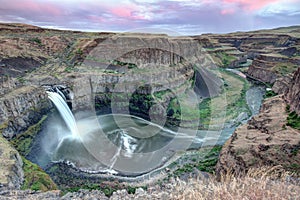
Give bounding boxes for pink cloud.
[111,7,132,18]
[109,6,146,20]
[222,0,281,11]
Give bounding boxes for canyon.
[0,23,299,198]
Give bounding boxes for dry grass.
[168,166,300,200]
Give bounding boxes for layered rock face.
[0,135,24,190]
[247,54,299,90]
[247,55,278,84]
[285,67,300,115]
[0,86,51,138]
[82,35,201,65]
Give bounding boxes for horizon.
[0,0,300,35]
[2,22,300,36]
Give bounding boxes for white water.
[47,91,79,137]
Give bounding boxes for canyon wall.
[0,86,51,138]
[69,35,221,113]
[0,24,222,139]
[247,54,299,91]
[285,67,300,115]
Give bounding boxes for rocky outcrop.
[0,77,18,96]
[285,67,300,115]
[216,95,300,177]
[76,35,203,66]
[247,54,299,91]
[272,75,292,94]
[0,135,24,190]
[247,57,277,84]
[0,57,45,78]
[0,86,51,138]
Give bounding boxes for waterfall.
[47,91,79,137]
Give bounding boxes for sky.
[0,0,300,35]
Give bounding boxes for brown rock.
[0,135,24,190]
[285,67,300,115]
[216,96,300,177]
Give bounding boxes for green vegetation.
[85,55,109,63]
[76,48,83,55]
[63,184,117,197]
[29,37,42,45]
[64,66,74,73]
[112,60,137,69]
[211,52,238,67]
[172,146,222,177]
[287,163,300,173]
[63,183,147,197]
[21,157,57,191]
[104,69,119,74]
[17,76,26,83]
[167,98,181,120]
[220,70,251,123]
[272,63,298,76]
[264,90,277,98]
[287,111,300,130]
[11,115,47,156]
[199,99,211,125]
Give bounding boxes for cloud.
[222,0,281,11]
[0,0,299,35]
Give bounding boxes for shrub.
[29,37,42,45]
[264,90,277,98]
[287,111,300,130]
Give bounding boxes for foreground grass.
[168,166,300,200]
